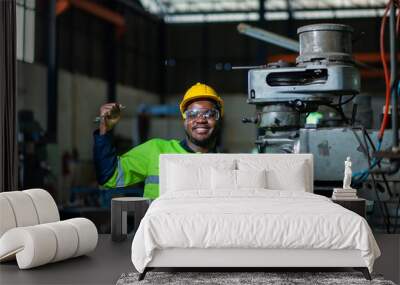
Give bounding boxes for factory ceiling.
[138,0,388,23]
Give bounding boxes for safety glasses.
[183,108,220,121]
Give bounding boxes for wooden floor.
[0,234,399,285]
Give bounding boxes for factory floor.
[0,234,399,285]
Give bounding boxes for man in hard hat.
[93,83,224,199]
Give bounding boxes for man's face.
[183,100,220,148]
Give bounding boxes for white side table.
[111,197,150,242]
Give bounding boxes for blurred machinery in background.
[238,2,399,233]
[18,110,55,195]
[135,104,180,144]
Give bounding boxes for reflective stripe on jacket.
[94,132,190,198]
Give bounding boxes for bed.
[131,154,380,280]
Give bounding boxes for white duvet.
[131,190,380,273]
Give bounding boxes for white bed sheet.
[131,190,380,273]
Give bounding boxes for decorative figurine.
[332,157,357,199]
[343,156,352,189]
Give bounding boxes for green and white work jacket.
[93,131,216,199]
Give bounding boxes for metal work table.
[0,235,133,285]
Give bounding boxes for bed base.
[138,248,372,281]
[138,267,371,281]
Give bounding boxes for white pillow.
[238,159,309,192]
[166,161,235,192]
[237,169,267,189]
[211,169,267,191]
[211,168,236,190]
[266,162,307,191]
[167,163,209,191]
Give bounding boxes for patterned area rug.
[116,271,396,285]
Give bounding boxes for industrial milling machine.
[236,14,399,233]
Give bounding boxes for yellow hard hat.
[180,82,224,118]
